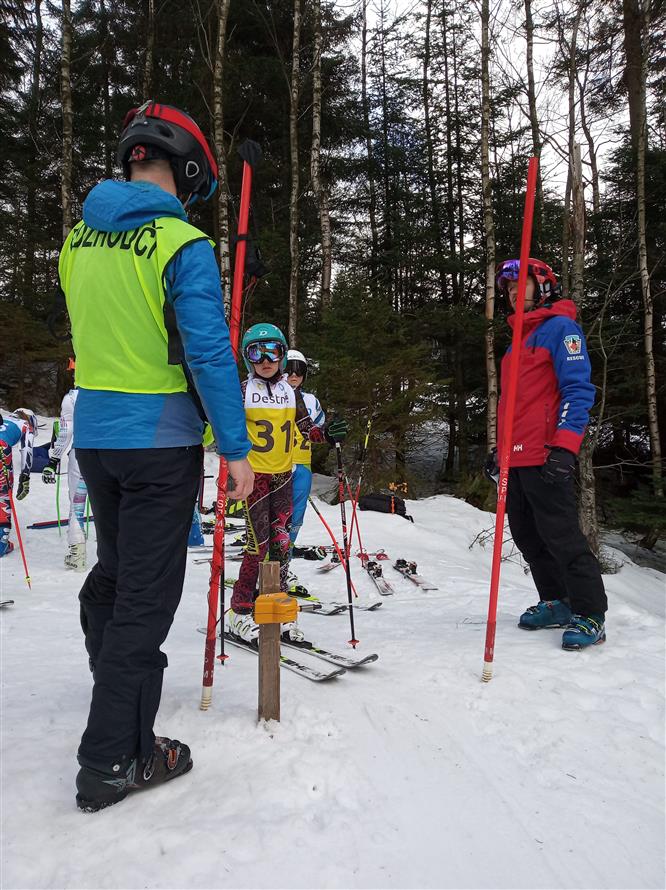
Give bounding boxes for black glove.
[16,471,30,500]
[541,446,576,484]
[325,418,349,445]
[484,448,500,485]
[42,457,59,484]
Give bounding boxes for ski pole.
[201,139,261,710]
[347,418,371,551]
[3,466,31,589]
[307,496,359,597]
[334,442,358,648]
[482,155,539,683]
[56,469,62,537]
[345,477,365,560]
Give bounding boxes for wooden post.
[257,562,282,722]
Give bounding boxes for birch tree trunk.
[423,0,446,300]
[60,0,73,240]
[100,0,113,178]
[524,0,543,250]
[622,0,663,497]
[143,0,155,100]
[23,0,43,301]
[213,0,232,308]
[361,0,379,285]
[481,0,498,450]
[288,0,302,346]
[310,0,332,307]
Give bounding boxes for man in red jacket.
[486,259,607,650]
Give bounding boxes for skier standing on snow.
[227,325,347,644]
[487,259,608,650]
[59,100,253,812]
[285,349,326,547]
[42,373,89,571]
[0,409,36,558]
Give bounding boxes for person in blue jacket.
[59,101,254,812]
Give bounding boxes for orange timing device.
[254,593,298,625]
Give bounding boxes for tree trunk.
[213,0,232,308]
[22,0,43,302]
[423,0,446,301]
[577,36,602,249]
[524,0,543,251]
[288,0,301,346]
[99,0,113,179]
[310,0,332,307]
[60,0,73,240]
[361,0,379,284]
[143,0,155,100]
[622,0,663,497]
[481,0,498,450]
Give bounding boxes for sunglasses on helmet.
[244,341,286,364]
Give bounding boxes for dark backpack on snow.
[357,492,414,522]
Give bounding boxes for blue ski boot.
[518,599,572,630]
[562,615,606,650]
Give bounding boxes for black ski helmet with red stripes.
[117,101,218,205]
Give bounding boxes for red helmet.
[495,258,559,306]
[117,101,218,206]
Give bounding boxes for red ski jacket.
[497,300,595,467]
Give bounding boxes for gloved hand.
[484,448,500,485]
[42,457,59,484]
[16,471,30,500]
[541,446,576,484]
[325,417,349,445]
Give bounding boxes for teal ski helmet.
[241,322,288,373]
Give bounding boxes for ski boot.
[281,619,305,643]
[227,608,260,643]
[64,542,86,572]
[76,736,193,812]
[518,599,572,630]
[562,615,606,650]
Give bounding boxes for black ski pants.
[506,466,607,617]
[75,446,202,768]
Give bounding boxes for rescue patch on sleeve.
[563,334,582,355]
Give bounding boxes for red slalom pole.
[482,156,539,683]
[200,141,261,710]
[3,468,31,589]
[307,496,359,598]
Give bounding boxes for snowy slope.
[1,446,664,890]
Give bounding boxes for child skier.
[228,325,347,642]
[285,349,326,546]
[42,379,89,571]
[0,409,37,557]
[489,258,608,650]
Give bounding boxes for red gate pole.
[200,141,261,710]
[482,156,539,683]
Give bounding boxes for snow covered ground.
[1,444,664,890]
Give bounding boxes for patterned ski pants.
[230,470,293,613]
[67,450,88,546]
[0,442,13,541]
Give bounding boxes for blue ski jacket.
[65,180,251,460]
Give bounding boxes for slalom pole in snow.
[346,418,371,554]
[307,496,359,597]
[482,156,539,683]
[201,139,262,711]
[3,466,31,589]
[334,443,358,648]
[345,477,365,558]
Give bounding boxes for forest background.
[0,0,664,553]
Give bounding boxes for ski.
[392,559,438,590]
[317,554,342,573]
[280,635,379,669]
[198,629,346,681]
[0,600,15,607]
[360,555,395,595]
[27,518,94,530]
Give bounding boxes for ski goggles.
[244,340,286,364]
[286,359,307,378]
[495,259,521,289]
